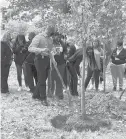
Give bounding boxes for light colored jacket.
[94,48,103,70]
[28,33,53,55]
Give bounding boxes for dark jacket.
[111,48,126,65]
[68,48,83,76]
[65,44,76,59]
[1,41,13,66]
[68,48,83,63]
[12,43,29,65]
[54,53,66,65]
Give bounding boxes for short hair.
[117,40,123,46]
[46,26,57,37]
[93,39,101,47]
[28,32,36,40]
[1,31,11,42]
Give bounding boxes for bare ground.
[1,62,126,139]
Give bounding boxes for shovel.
[119,88,126,100]
[49,53,72,106]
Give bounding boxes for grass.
[1,62,126,139]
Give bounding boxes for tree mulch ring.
[51,114,71,129]
[51,113,111,132]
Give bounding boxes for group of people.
[1,31,38,94]
[1,26,80,106]
[1,26,126,106]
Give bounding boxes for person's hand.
[113,53,117,57]
[54,60,57,66]
[51,58,57,66]
[66,60,69,64]
[22,47,27,53]
[41,48,50,56]
[44,48,49,52]
[64,54,68,60]
[115,57,120,60]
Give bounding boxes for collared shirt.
[116,48,123,55]
[28,33,53,55]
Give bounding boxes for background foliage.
[1,0,126,46]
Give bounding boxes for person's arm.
[112,59,126,65]
[4,43,12,64]
[111,50,126,65]
[116,49,126,60]
[22,43,29,53]
[74,58,82,77]
[70,45,76,56]
[111,49,116,60]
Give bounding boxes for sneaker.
[18,87,22,91]
[24,87,30,92]
[113,87,116,91]
[57,96,64,100]
[32,95,40,99]
[99,85,103,91]
[41,100,49,106]
[88,84,95,90]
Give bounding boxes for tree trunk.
[81,6,88,119]
[81,39,86,119]
[103,43,106,92]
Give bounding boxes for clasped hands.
[40,48,50,56]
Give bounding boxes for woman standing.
[12,34,29,91]
[1,32,13,93]
[110,40,126,91]
[84,40,103,91]
[88,40,104,90]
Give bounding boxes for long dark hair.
[86,46,97,68]
[52,32,67,53]
[52,32,66,45]
[14,34,26,47]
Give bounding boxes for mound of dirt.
[86,93,126,120]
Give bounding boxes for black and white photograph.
[1,0,126,138]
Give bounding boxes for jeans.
[1,64,11,92]
[110,63,125,88]
[15,63,28,87]
[67,62,78,96]
[50,64,65,98]
[85,65,100,90]
[24,63,37,91]
[34,56,50,100]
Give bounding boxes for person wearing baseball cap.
[28,26,56,106]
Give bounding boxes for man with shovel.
[28,26,56,106]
